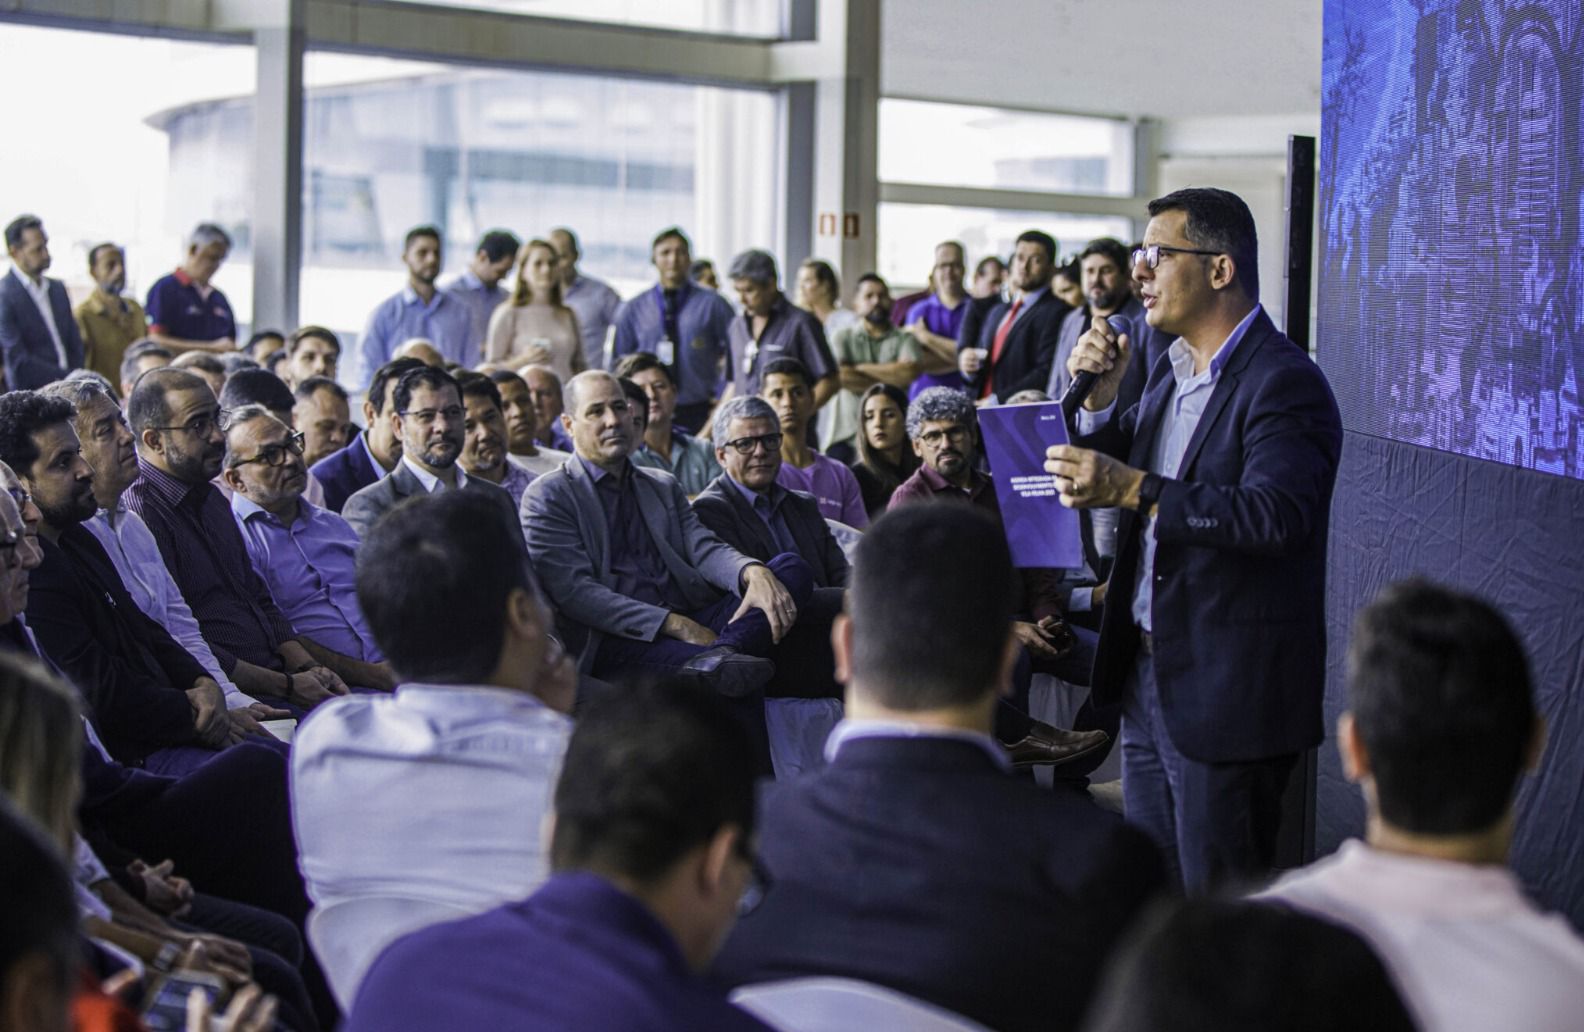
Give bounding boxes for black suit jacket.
[0,269,86,388]
[690,476,848,589]
[1080,308,1343,763]
[963,290,1071,401]
[712,736,1164,1032]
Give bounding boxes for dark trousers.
[999,624,1119,781]
[177,894,319,1032]
[1120,649,1296,893]
[767,586,845,700]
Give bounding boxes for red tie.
[982,298,1023,399]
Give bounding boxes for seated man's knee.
[765,553,815,606]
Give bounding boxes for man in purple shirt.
[760,358,868,528]
[904,240,974,396]
[724,249,838,409]
[347,681,774,1032]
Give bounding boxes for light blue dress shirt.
[563,274,622,372]
[231,494,383,662]
[440,268,508,364]
[357,285,476,388]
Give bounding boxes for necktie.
[982,298,1023,399]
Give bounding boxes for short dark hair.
[87,242,121,270]
[485,368,528,392]
[246,330,286,355]
[369,358,428,416]
[119,341,172,392]
[1347,579,1537,836]
[855,272,888,292]
[0,392,77,475]
[219,353,260,377]
[612,351,675,387]
[454,370,504,412]
[0,799,79,1011]
[219,368,294,416]
[760,356,813,390]
[849,505,1015,709]
[393,365,460,415]
[128,368,209,434]
[618,377,649,421]
[974,255,1005,278]
[1080,237,1131,273]
[294,376,349,404]
[477,229,521,263]
[798,259,840,301]
[689,258,715,279]
[173,352,225,378]
[3,214,42,251]
[651,226,690,252]
[288,325,340,356]
[550,680,757,883]
[1083,899,1416,1032]
[1146,187,1260,299]
[1015,230,1056,265]
[357,492,532,684]
[403,224,441,252]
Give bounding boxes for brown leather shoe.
[1003,722,1111,769]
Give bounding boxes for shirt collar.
[729,474,781,511]
[136,458,207,508]
[399,284,445,309]
[232,490,310,526]
[1168,303,1262,386]
[916,462,986,499]
[1014,286,1048,308]
[576,454,627,486]
[458,268,486,292]
[825,718,1010,771]
[402,453,467,493]
[356,432,390,477]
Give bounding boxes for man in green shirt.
[819,273,922,461]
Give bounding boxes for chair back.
[731,977,993,1032]
[308,895,476,1009]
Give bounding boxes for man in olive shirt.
[74,243,149,385]
[820,273,922,461]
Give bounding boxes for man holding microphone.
[1044,188,1342,892]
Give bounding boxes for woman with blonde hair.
[485,239,586,381]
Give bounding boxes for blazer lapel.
[729,485,779,559]
[1128,362,1177,468]
[565,460,609,578]
[1174,318,1271,480]
[6,273,49,344]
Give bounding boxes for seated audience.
[292,491,575,982]
[487,368,569,477]
[356,225,472,388]
[293,377,352,469]
[171,350,227,398]
[347,681,772,1032]
[848,383,919,519]
[342,366,519,540]
[280,326,340,391]
[224,407,393,691]
[819,273,922,463]
[1081,899,1416,1032]
[310,357,424,513]
[1258,579,1584,1031]
[617,351,721,495]
[761,358,868,528]
[455,372,535,507]
[522,370,809,704]
[724,249,837,408]
[711,504,1164,1032]
[1,214,86,389]
[246,329,287,365]
[145,223,238,354]
[219,351,261,378]
[118,340,171,401]
[485,238,586,381]
[392,338,445,367]
[124,369,351,708]
[215,369,331,508]
[73,242,148,386]
[521,363,575,451]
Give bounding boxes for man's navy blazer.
[711,735,1164,1032]
[310,434,383,514]
[1080,307,1343,763]
[960,289,1071,401]
[690,475,849,589]
[0,268,85,388]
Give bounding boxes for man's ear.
[1337,711,1369,782]
[219,466,246,495]
[503,586,543,646]
[831,612,853,686]
[138,427,164,456]
[362,399,378,427]
[560,411,574,436]
[911,437,925,460]
[1209,254,1237,292]
[699,823,741,900]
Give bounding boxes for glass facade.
[876,203,1133,290]
[381,0,785,37]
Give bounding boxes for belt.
[1137,629,1153,655]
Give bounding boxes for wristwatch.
[151,941,183,973]
[1136,472,1164,514]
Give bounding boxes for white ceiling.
[880,0,1323,121]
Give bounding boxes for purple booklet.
[977,402,1083,569]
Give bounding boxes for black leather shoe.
[676,646,775,698]
[1003,722,1110,769]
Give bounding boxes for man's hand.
[187,982,278,1032]
[662,613,717,647]
[286,666,349,708]
[177,937,250,987]
[130,859,193,918]
[958,347,985,378]
[1013,617,1074,659]
[732,564,796,643]
[186,679,229,748]
[1067,316,1131,412]
[1045,445,1146,510]
[839,366,873,392]
[226,703,291,742]
[1092,580,1109,608]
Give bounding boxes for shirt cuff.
[1069,587,1094,612]
[1076,401,1116,435]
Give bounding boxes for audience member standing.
[1257,580,1584,1032]
[819,273,922,462]
[618,352,721,496]
[549,227,622,372]
[712,504,1164,1032]
[1,214,85,388]
[960,230,1070,402]
[724,249,838,410]
[144,223,238,355]
[848,383,918,519]
[761,359,867,528]
[73,242,148,385]
[485,239,585,381]
[1047,187,1343,891]
[903,240,973,397]
[310,357,424,513]
[951,254,1008,388]
[1048,238,1161,416]
[356,226,472,388]
[346,681,770,1032]
[795,258,859,340]
[439,228,521,358]
[610,227,733,432]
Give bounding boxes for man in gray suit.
[521,371,813,701]
[343,365,519,542]
[0,214,86,389]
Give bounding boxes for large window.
[382,0,785,37]
[0,24,256,327]
[877,204,1133,289]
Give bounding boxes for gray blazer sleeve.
[340,481,389,540]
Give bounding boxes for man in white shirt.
[1,213,85,388]
[1258,579,1584,1032]
[291,489,576,999]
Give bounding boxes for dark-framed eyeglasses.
[723,432,784,456]
[736,849,773,916]
[1131,244,1222,270]
[917,425,971,447]
[399,405,464,427]
[150,407,233,438]
[231,431,306,469]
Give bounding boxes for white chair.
[764,697,843,780]
[307,895,475,1009]
[825,518,862,561]
[732,977,993,1032]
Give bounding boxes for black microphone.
[1059,315,1130,422]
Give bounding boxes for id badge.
[657,338,676,366]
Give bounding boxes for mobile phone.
[140,970,227,1031]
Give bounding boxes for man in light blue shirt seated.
[356,225,475,388]
[617,350,721,495]
[222,405,394,692]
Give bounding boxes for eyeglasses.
[150,408,233,438]
[231,431,305,469]
[722,432,783,456]
[1131,244,1221,270]
[737,848,773,916]
[399,405,464,428]
[918,425,970,447]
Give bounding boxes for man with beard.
[819,273,923,462]
[125,368,355,710]
[959,230,1070,403]
[225,407,394,692]
[455,372,535,508]
[354,225,473,389]
[311,357,425,513]
[486,368,569,477]
[342,365,520,542]
[74,242,149,384]
[1047,237,1162,418]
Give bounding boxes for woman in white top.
[485,239,586,381]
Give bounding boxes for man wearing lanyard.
[610,227,734,433]
[722,250,838,420]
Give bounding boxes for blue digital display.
[1319,0,1584,478]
